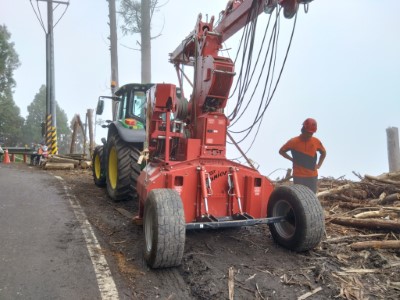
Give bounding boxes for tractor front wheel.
[267,184,324,252]
[92,146,106,187]
[106,134,141,201]
[143,189,186,268]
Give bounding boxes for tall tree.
[119,0,161,83]
[0,25,24,146]
[23,85,71,153]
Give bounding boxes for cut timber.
[80,160,92,169]
[49,156,80,166]
[57,153,86,160]
[353,210,386,219]
[323,233,386,244]
[331,217,400,232]
[376,170,400,180]
[43,162,75,170]
[364,174,400,185]
[379,193,400,205]
[350,240,400,250]
[317,183,353,198]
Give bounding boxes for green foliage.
[119,0,142,35]
[119,0,158,35]
[23,85,71,152]
[0,91,24,146]
[0,25,20,97]
[0,25,23,146]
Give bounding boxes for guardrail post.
[11,154,15,162]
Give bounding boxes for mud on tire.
[106,134,141,201]
[92,145,106,187]
[267,184,325,252]
[143,189,186,269]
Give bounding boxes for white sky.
[1,0,400,180]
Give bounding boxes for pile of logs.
[41,154,92,170]
[318,171,400,250]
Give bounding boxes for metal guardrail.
[4,147,35,155]
[1,147,35,163]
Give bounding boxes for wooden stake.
[228,267,234,300]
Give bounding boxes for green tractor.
[92,83,153,201]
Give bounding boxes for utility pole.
[108,0,119,121]
[36,0,69,154]
[46,0,57,154]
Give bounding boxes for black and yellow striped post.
[46,114,58,154]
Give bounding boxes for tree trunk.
[141,0,151,83]
[386,127,400,172]
[70,117,78,154]
[87,109,94,157]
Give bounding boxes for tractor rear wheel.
[143,189,186,269]
[106,134,141,201]
[92,146,106,187]
[267,185,324,252]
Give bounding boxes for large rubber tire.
[143,189,186,269]
[92,146,106,187]
[267,184,324,252]
[106,134,141,202]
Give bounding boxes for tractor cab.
[115,83,153,129]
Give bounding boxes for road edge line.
[55,176,120,300]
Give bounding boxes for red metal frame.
[136,0,305,224]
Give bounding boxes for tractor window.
[131,91,146,120]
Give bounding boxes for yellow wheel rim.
[109,147,118,189]
[94,154,101,179]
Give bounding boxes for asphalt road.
[0,164,120,300]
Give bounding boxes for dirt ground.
[27,164,400,299]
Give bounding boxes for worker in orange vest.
[279,118,327,193]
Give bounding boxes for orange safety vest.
[280,135,326,178]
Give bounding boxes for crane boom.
[170,0,312,66]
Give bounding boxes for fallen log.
[353,210,386,219]
[375,171,400,181]
[317,183,353,198]
[43,162,75,170]
[379,193,400,205]
[364,174,400,186]
[323,233,386,244]
[331,217,400,232]
[337,202,365,210]
[80,160,92,169]
[330,194,362,203]
[350,240,400,250]
[344,188,368,199]
[49,156,80,166]
[56,153,86,160]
